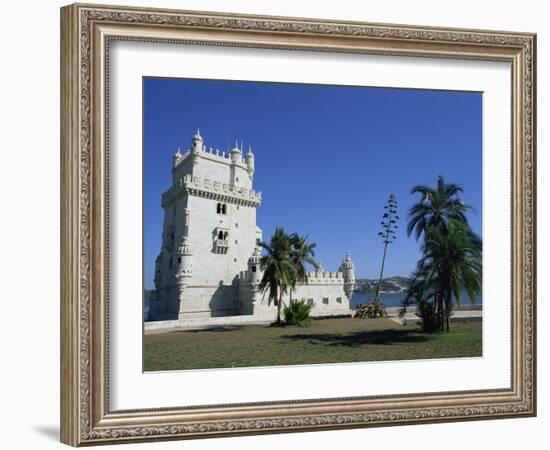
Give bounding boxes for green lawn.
[143,318,482,371]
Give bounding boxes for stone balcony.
[213,238,229,254]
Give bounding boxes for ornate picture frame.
[60,3,536,446]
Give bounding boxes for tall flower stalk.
[374,194,399,304]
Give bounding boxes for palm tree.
[417,220,482,331]
[258,228,297,325]
[288,233,318,302]
[401,269,437,332]
[407,175,470,241]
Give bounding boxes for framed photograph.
[60,3,536,446]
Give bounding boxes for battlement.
[162,173,262,207]
[173,146,242,170]
[173,144,251,171]
[239,268,346,284]
[305,271,345,284]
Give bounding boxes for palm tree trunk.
[436,269,445,332]
[445,286,452,332]
[437,292,444,332]
[277,289,283,325]
[435,292,441,331]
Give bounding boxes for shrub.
[284,299,313,327]
[355,302,387,319]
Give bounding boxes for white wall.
[0,1,547,449]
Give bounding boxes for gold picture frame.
[60,3,536,446]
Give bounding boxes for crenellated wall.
[238,267,354,318]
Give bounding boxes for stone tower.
[340,252,356,299]
[150,130,262,320]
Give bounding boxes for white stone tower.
[150,130,262,320]
[148,129,357,323]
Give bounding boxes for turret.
[316,262,325,274]
[230,140,243,165]
[246,146,255,178]
[175,236,193,292]
[191,129,203,154]
[247,247,261,285]
[340,252,356,299]
[172,147,183,168]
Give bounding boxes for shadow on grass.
[281,328,429,347]
[172,325,268,334]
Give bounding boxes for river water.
[350,291,483,309]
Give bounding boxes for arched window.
[218,230,224,240]
[216,203,221,214]
[222,204,227,215]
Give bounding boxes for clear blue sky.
[143,77,482,288]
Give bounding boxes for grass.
[143,318,482,371]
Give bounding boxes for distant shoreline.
[354,276,411,295]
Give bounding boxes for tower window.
[251,265,257,273]
[177,257,181,264]
[235,240,238,244]
[218,230,224,240]
[235,223,238,228]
